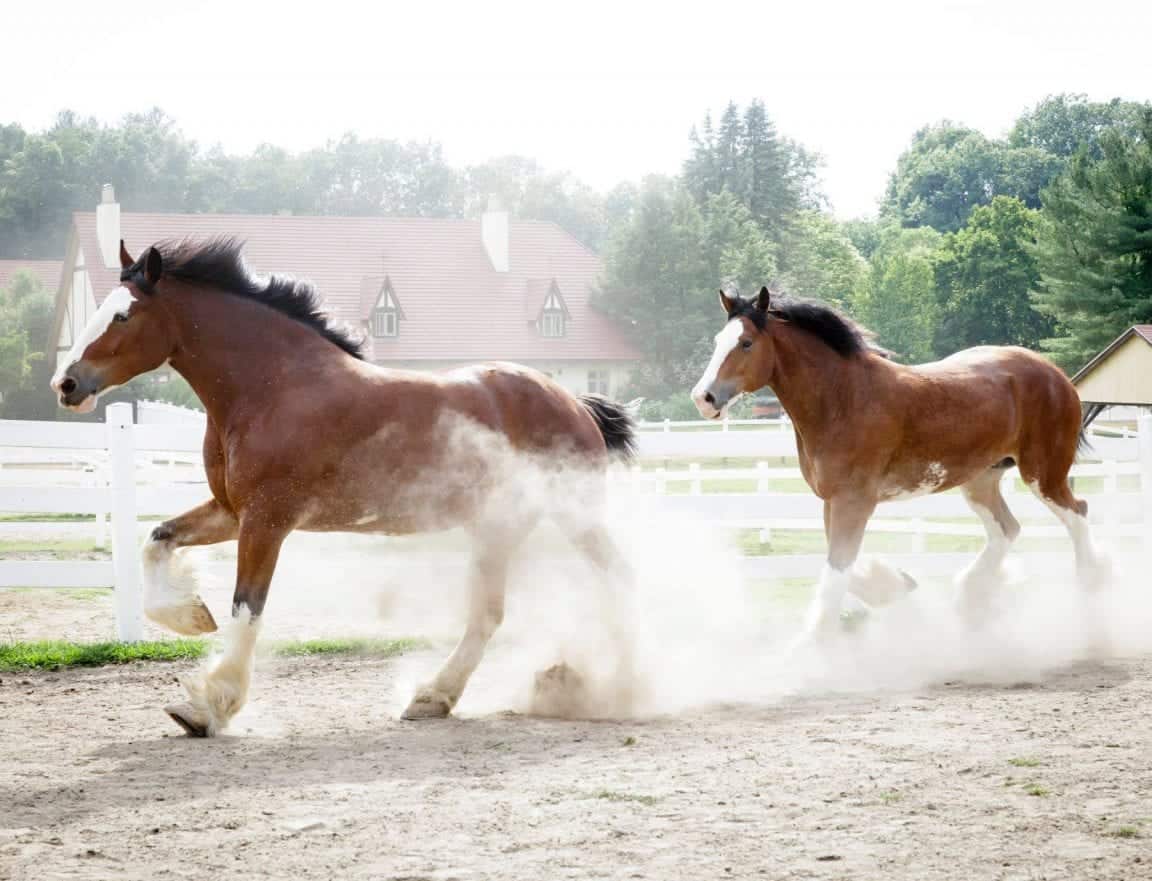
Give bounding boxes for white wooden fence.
[2,407,1151,641]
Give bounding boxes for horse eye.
[740,339,753,350]
[113,312,130,323]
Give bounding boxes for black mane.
[125,237,366,360]
[727,292,876,358]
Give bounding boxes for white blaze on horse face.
[50,285,135,390]
[692,320,743,418]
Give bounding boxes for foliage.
[0,110,616,259]
[0,271,55,419]
[1031,109,1152,371]
[1009,93,1149,159]
[594,178,777,396]
[933,196,1053,353]
[777,212,869,308]
[852,225,943,363]
[883,122,1062,232]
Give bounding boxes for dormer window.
[540,290,566,338]
[370,280,402,338]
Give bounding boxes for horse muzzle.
[691,382,737,420]
[50,365,100,413]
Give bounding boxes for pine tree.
[1031,109,1152,371]
[715,103,744,195]
[740,100,791,238]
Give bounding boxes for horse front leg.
[796,497,876,645]
[142,499,238,635]
[165,517,287,737]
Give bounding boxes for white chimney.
[481,195,509,273]
[96,184,121,269]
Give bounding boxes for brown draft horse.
[691,287,1108,643]
[50,238,636,736]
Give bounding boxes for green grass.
[1108,826,1142,839]
[0,636,426,671]
[879,790,903,804]
[591,789,659,806]
[273,636,429,658]
[0,539,105,554]
[0,513,95,523]
[1008,757,1043,768]
[1024,783,1049,797]
[0,639,208,670]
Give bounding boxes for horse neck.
[162,286,341,428]
[764,323,876,439]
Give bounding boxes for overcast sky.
[5,0,1151,218]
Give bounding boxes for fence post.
[688,462,702,496]
[106,403,143,641]
[1139,412,1152,553]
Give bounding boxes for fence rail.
[3,407,1151,641]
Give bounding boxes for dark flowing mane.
[728,292,881,358]
[126,237,366,359]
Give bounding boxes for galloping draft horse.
[691,287,1109,644]
[50,238,637,736]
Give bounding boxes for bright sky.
[5,0,1151,218]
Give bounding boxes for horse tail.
[1079,403,1104,457]
[579,394,638,462]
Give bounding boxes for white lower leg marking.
[958,501,1011,586]
[1028,482,1107,588]
[802,564,852,637]
[184,606,261,734]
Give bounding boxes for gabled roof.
[70,211,639,363]
[360,276,405,319]
[1071,325,1152,385]
[0,260,62,294]
[523,278,570,322]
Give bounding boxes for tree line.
[601,94,1152,409]
[1,95,1149,419]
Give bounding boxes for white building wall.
[384,360,635,398]
[57,249,97,369]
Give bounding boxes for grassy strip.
[0,636,428,672]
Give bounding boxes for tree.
[1031,110,1152,371]
[0,271,55,418]
[883,123,1061,233]
[595,178,776,395]
[933,197,1052,354]
[682,100,821,242]
[852,225,942,363]
[1010,94,1149,159]
[777,212,868,308]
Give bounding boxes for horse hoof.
[401,690,453,720]
[165,702,212,738]
[146,599,218,636]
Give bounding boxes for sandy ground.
[4,517,1152,879]
[1,648,1150,881]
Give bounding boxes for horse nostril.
[704,392,716,407]
[59,377,77,396]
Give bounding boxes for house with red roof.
[1071,324,1152,410]
[50,187,639,399]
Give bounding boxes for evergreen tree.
[1031,110,1152,371]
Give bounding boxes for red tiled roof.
[1135,325,1152,345]
[72,212,639,363]
[0,260,62,294]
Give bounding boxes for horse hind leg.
[402,521,529,720]
[142,499,238,635]
[1026,474,1109,592]
[956,466,1020,625]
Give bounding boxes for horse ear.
[718,289,736,315]
[756,286,772,312]
[142,246,163,287]
[119,240,134,269]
